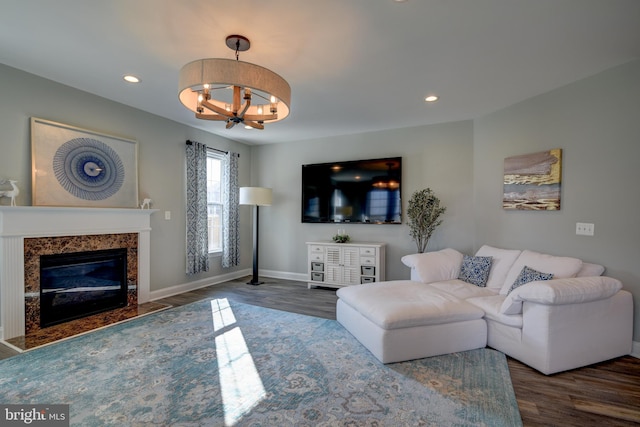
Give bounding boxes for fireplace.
[0,206,156,343]
[22,233,139,336]
[40,248,128,328]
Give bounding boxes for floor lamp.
[239,187,272,285]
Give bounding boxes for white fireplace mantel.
[0,206,157,340]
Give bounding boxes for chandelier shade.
[179,45,291,130]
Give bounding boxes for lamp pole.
[249,204,262,285]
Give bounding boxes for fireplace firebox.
[40,248,128,328]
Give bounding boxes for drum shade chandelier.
[179,35,291,130]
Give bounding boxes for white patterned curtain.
[222,151,240,267]
[185,140,210,274]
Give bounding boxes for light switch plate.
[576,222,594,236]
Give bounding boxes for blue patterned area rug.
[0,299,522,426]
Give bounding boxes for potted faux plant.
[406,188,446,253]
[332,229,350,243]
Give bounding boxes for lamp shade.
[239,187,272,206]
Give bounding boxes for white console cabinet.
[307,242,385,289]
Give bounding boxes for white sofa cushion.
[474,245,521,291]
[500,250,583,295]
[401,248,463,284]
[336,280,484,330]
[576,262,605,277]
[499,276,623,314]
[466,295,523,328]
[429,279,498,300]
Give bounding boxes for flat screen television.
[301,157,401,224]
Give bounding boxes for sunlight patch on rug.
[211,299,266,425]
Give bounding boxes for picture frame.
[31,117,139,208]
[503,148,562,210]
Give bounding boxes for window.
[207,151,224,253]
[367,189,401,223]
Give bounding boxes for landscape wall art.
[503,148,562,210]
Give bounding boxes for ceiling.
[1,1,639,146]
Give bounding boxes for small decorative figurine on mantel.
[140,198,152,209]
[0,179,19,206]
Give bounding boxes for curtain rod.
[186,140,237,156]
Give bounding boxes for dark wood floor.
[2,277,639,426]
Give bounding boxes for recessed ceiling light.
[425,95,439,103]
[123,75,140,83]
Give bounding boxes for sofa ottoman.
[336,280,487,363]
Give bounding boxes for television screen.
[301,157,401,224]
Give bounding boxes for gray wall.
[473,59,640,341]
[252,121,475,281]
[0,64,254,293]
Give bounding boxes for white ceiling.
[1,0,639,145]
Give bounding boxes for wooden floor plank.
[572,399,640,424]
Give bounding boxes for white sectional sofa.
[336,245,634,375]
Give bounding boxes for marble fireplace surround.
[24,233,138,336]
[0,206,155,341]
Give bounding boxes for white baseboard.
[149,269,307,301]
[149,269,250,301]
[148,269,307,302]
[631,341,640,358]
[260,269,307,283]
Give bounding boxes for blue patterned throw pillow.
[507,265,553,295]
[458,255,493,287]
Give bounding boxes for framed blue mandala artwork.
[31,118,138,207]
